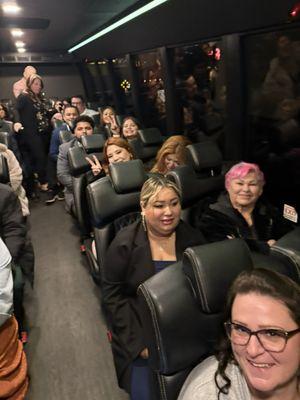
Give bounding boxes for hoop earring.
[141,212,147,231]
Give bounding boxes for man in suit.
[57,115,94,214]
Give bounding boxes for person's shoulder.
[178,356,218,400]
[114,220,140,241]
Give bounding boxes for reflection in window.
[111,57,134,115]
[245,30,300,209]
[174,41,226,144]
[134,51,166,133]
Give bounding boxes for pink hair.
[225,162,265,190]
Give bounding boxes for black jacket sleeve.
[0,188,27,261]
[102,236,145,361]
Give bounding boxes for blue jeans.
[130,357,151,400]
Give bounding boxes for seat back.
[166,141,224,226]
[68,135,106,239]
[138,239,253,400]
[0,154,10,184]
[59,130,73,144]
[129,128,163,162]
[86,160,147,280]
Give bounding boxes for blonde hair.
[140,175,181,208]
[151,135,190,175]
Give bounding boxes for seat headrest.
[59,130,73,144]
[138,128,163,146]
[87,176,142,228]
[183,240,253,313]
[167,165,224,208]
[68,146,103,176]
[81,134,105,154]
[187,142,223,173]
[109,159,147,194]
[0,154,10,184]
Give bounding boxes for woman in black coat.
[198,162,293,254]
[14,74,52,193]
[102,176,205,398]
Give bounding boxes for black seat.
[59,130,73,144]
[129,127,163,163]
[67,134,106,241]
[138,239,252,400]
[91,113,101,127]
[138,238,300,400]
[86,159,147,281]
[0,154,9,184]
[166,141,224,226]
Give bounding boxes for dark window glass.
[134,51,166,133]
[174,41,226,144]
[97,60,114,106]
[245,30,300,209]
[111,57,134,115]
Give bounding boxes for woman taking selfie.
[179,268,300,400]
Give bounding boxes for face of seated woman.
[231,293,300,397]
[142,188,181,236]
[164,153,181,172]
[106,144,132,164]
[227,172,263,210]
[122,119,138,139]
[102,108,115,125]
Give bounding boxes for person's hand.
[108,115,120,134]
[86,155,103,176]
[14,122,23,132]
[140,348,149,359]
[267,239,276,247]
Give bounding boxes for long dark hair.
[26,73,44,102]
[214,268,300,398]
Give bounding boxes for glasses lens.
[227,323,250,345]
[257,331,286,352]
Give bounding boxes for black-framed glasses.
[224,322,300,352]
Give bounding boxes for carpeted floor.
[24,199,128,400]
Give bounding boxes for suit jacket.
[102,219,206,391]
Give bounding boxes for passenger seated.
[0,142,29,217]
[150,135,191,175]
[0,238,29,398]
[102,176,205,397]
[0,183,35,340]
[47,105,79,204]
[178,268,300,400]
[71,95,98,117]
[198,162,293,254]
[57,115,94,214]
[121,116,141,139]
[100,106,121,137]
[85,137,135,180]
[0,103,21,160]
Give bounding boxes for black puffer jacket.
[0,183,34,285]
[197,192,293,254]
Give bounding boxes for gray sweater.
[178,356,250,400]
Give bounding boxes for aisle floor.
[24,199,128,400]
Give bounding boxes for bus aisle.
[23,199,128,400]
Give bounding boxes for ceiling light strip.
[68,0,168,53]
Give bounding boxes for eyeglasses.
[224,322,300,352]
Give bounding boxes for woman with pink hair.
[198,162,293,253]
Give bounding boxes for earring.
[141,212,147,231]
